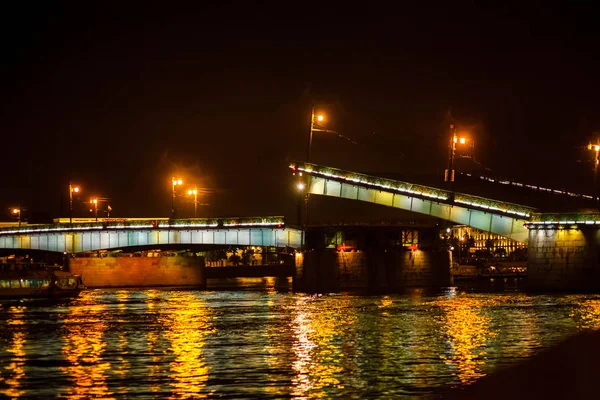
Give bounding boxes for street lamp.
[172,177,183,218]
[588,142,600,166]
[306,106,331,163]
[90,198,98,222]
[69,182,81,224]
[11,207,21,227]
[444,125,472,183]
[187,188,198,218]
[187,187,211,218]
[587,141,600,199]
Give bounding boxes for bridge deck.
[291,161,533,243]
[0,217,302,253]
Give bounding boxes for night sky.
[2,3,600,222]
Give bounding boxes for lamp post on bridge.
[444,124,473,185]
[302,106,327,249]
[171,177,183,219]
[11,207,21,227]
[69,182,81,225]
[91,198,98,222]
[187,188,210,218]
[587,141,600,200]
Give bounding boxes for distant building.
[450,225,525,254]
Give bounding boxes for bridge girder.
[307,176,529,242]
[0,227,302,253]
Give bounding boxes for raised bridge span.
[291,161,537,243]
[0,217,302,253]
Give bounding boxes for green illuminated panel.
[375,191,394,207]
[292,161,536,218]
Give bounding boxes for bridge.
[0,216,302,253]
[291,161,535,243]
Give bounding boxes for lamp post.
[306,106,325,163]
[91,198,99,221]
[188,188,198,218]
[302,107,327,250]
[444,126,472,183]
[69,182,81,224]
[588,141,600,200]
[171,177,183,218]
[12,207,21,227]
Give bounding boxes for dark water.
[1,278,600,399]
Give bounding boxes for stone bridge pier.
[528,224,600,291]
[294,229,452,293]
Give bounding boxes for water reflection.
[436,294,497,385]
[5,287,600,398]
[145,290,162,395]
[111,291,131,384]
[567,295,600,329]
[160,291,214,398]
[60,292,113,399]
[291,295,357,398]
[1,306,27,399]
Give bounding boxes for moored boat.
[0,264,85,300]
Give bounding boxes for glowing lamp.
[459,137,466,144]
[297,182,305,190]
[316,115,324,122]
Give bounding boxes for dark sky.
[1,3,600,222]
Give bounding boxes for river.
[1,278,599,398]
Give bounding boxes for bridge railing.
[0,216,287,235]
[526,213,600,226]
[291,161,536,219]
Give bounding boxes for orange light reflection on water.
[435,295,498,385]
[567,296,600,330]
[0,306,27,399]
[60,291,113,399]
[111,291,132,389]
[160,291,215,398]
[145,290,162,395]
[291,295,356,398]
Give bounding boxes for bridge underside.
[308,176,529,243]
[0,227,302,253]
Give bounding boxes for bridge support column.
[294,249,451,293]
[528,227,600,291]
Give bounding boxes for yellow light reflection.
[436,295,497,385]
[160,292,214,398]
[1,306,27,399]
[60,291,113,399]
[145,290,162,395]
[291,295,356,398]
[112,291,131,381]
[568,296,600,330]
